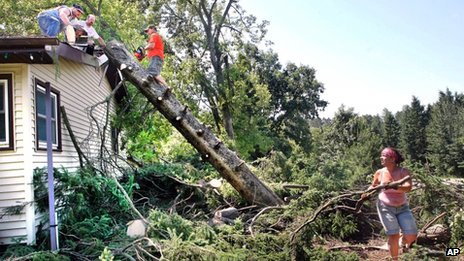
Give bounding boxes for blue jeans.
[376,200,418,235]
[37,9,63,37]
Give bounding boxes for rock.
[126,219,147,238]
[208,207,240,227]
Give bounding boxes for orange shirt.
[146,33,164,59]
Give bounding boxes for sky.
[240,0,464,118]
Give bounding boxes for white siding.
[0,64,30,245]
[30,58,115,169]
[1,54,117,245]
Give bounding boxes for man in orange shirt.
[144,25,167,86]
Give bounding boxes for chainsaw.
[133,46,145,61]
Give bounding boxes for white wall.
[0,56,117,245]
[0,64,30,245]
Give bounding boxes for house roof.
[0,36,59,64]
[0,36,60,47]
[0,36,125,100]
[0,36,98,66]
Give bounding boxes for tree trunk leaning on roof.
[104,40,283,207]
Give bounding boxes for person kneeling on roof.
[37,3,84,37]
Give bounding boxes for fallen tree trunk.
[104,40,283,206]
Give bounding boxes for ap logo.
[445,248,460,256]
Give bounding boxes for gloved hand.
[133,46,145,61]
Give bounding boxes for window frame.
[35,79,62,151]
[0,74,14,150]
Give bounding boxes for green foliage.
[0,244,35,259]
[134,161,214,184]
[146,209,290,260]
[426,89,464,176]
[382,109,401,147]
[247,45,327,154]
[33,167,132,253]
[216,182,247,206]
[398,96,429,163]
[226,49,275,158]
[31,252,70,261]
[212,223,290,260]
[148,209,195,240]
[256,150,294,183]
[313,211,359,240]
[67,215,116,241]
[34,167,134,219]
[0,0,50,36]
[286,189,327,214]
[160,235,242,260]
[305,247,359,261]
[95,0,146,44]
[98,247,114,261]
[407,165,461,228]
[450,209,464,247]
[287,190,359,240]
[113,84,174,163]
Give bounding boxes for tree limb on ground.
[290,176,411,243]
[419,212,447,233]
[247,206,284,237]
[328,245,389,251]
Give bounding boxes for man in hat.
[37,3,84,37]
[143,25,168,86]
[72,14,106,54]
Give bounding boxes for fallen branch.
[419,212,447,233]
[119,237,163,261]
[416,212,450,245]
[61,106,90,167]
[248,206,284,237]
[169,191,195,214]
[329,244,388,251]
[362,175,412,195]
[290,176,411,243]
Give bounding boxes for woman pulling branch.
[367,147,418,260]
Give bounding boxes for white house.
[0,37,124,245]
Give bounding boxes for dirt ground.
[320,237,464,260]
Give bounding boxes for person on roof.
[37,4,84,37]
[72,14,106,48]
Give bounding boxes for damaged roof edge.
[52,42,100,68]
[0,36,103,68]
[1,36,123,98]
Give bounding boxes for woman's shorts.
[376,200,418,236]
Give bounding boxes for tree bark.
[104,40,283,206]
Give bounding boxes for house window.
[0,74,14,150]
[35,79,61,151]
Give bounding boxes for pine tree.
[382,109,400,148]
[398,97,429,163]
[426,90,464,176]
